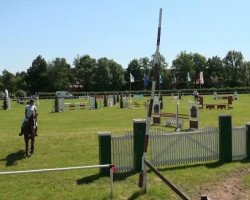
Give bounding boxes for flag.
[199,71,204,84]
[159,75,162,84]
[173,74,177,83]
[143,73,148,87]
[187,72,191,82]
[130,73,134,83]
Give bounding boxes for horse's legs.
[24,136,29,157]
[30,134,35,154]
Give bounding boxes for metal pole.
[139,8,162,193]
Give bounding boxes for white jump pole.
[0,164,115,196]
[0,164,110,175]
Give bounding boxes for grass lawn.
[0,94,250,199]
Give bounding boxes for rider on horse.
[19,99,38,136]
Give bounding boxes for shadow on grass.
[0,150,25,166]
[151,159,250,173]
[77,171,137,185]
[76,173,103,184]
[127,191,144,200]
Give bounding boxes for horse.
[23,112,38,157]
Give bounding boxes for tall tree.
[206,56,224,88]
[239,61,250,86]
[92,57,111,91]
[125,59,143,90]
[223,50,244,87]
[1,69,16,93]
[26,55,48,93]
[171,51,194,89]
[15,71,28,91]
[108,59,125,91]
[149,54,168,90]
[47,57,71,91]
[192,53,207,85]
[73,55,96,91]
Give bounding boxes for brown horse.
[23,112,38,157]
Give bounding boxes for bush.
[15,90,26,98]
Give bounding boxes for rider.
[19,99,38,136]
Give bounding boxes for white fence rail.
[110,126,247,171]
[149,127,219,166]
[232,126,247,161]
[111,131,134,172]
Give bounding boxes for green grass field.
[0,94,250,199]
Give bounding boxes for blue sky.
[0,0,249,74]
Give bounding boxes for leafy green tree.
[239,61,250,86]
[125,59,143,90]
[73,55,96,91]
[92,57,111,91]
[223,50,244,87]
[0,74,4,91]
[47,57,71,91]
[26,55,48,92]
[108,59,125,91]
[172,51,194,89]
[192,53,207,85]
[149,54,168,90]
[15,71,28,91]
[206,56,224,88]
[1,69,16,93]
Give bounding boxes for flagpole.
[130,80,131,100]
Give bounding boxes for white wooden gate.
[149,127,219,166]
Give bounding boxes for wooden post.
[246,122,250,159]
[219,114,232,162]
[133,119,146,172]
[98,132,111,175]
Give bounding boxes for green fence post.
[219,114,232,163]
[246,122,250,160]
[133,119,146,172]
[98,132,111,175]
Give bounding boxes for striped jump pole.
[138,8,163,193]
[144,160,191,200]
[0,164,116,197]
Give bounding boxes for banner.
[187,72,191,82]
[199,71,204,84]
[130,73,134,83]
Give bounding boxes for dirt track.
[199,167,249,200]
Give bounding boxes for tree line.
[1,50,250,95]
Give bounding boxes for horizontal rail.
[0,164,111,175]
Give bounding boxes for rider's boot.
[19,126,24,136]
[35,127,38,136]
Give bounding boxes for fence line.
[111,131,134,172]
[232,126,247,161]
[149,128,219,166]
[109,125,248,171]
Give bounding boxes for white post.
[110,166,114,198]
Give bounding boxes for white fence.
[149,127,219,166]
[232,126,247,160]
[110,126,248,171]
[111,131,134,172]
